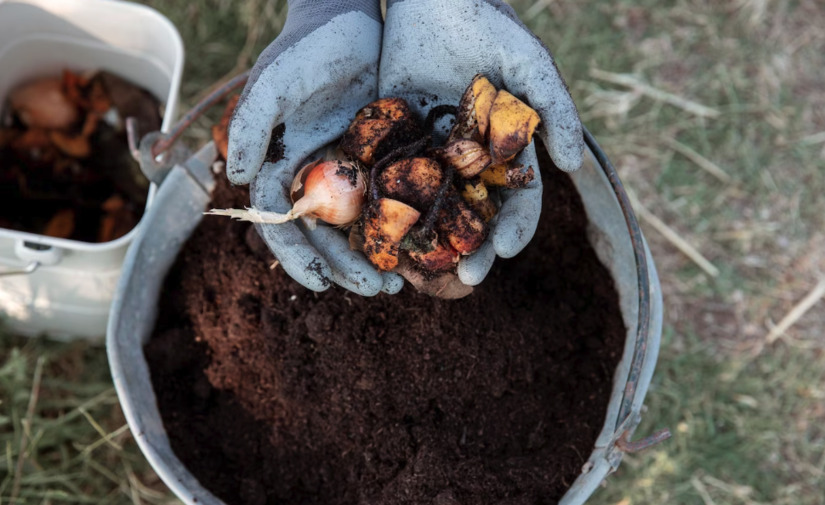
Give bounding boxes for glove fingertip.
[381,272,405,295]
[511,61,585,173]
[329,261,384,296]
[226,166,255,186]
[257,223,334,292]
[226,88,281,185]
[286,255,334,292]
[303,224,385,296]
[492,227,530,259]
[331,269,383,297]
[457,241,496,286]
[492,202,540,259]
[541,127,585,173]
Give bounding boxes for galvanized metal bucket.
[107,128,664,505]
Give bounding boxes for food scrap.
[208,75,540,297]
[0,69,161,242]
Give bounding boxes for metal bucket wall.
[107,131,663,505]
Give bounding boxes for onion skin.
[294,160,366,226]
[10,77,79,130]
[206,159,366,227]
[438,139,491,179]
[289,159,319,201]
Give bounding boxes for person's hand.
[380,0,584,286]
[227,0,403,296]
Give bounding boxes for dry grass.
[0,334,176,504]
[2,0,824,503]
[511,0,825,503]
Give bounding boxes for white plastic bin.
[0,0,184,340]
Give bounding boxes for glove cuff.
[248,0,381,91]
[288,0,382,24]
[386,0,519,23]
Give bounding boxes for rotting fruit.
[208,74,541,298]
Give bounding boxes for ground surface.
[2,1,824,504]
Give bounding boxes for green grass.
[0,333,174,504]
[2,0,825,504]
[137,0,287,147]
[592,332,825,505]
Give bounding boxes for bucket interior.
[108,137,662,505]
[0,37,173,110]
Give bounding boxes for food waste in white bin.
[0,0,183,340]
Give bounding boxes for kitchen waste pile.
[209,75,540,297]
[0,70,160,242]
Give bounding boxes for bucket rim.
[582,126,652,437]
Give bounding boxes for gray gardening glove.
[380,0,584,286]
[227,0,404,296]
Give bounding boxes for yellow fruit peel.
[488,90,540,165]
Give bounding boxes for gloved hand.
[227,0,404,296]
[380,0,584,286]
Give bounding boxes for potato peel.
[408,240,460,272]
[451,74,497,142]
[363,198,421,271]
[378,157,443,211]
[472,76,498,140]
[340,98,418,166]
[480,162,535,189]
[437,194,488,255]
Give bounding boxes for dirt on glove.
[144,146,628,505]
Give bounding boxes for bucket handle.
[1,240,64,277]
[128,71,250,186]
[584,126,671,451]
[0,260,40,277]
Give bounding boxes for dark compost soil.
[144,150,627,505]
